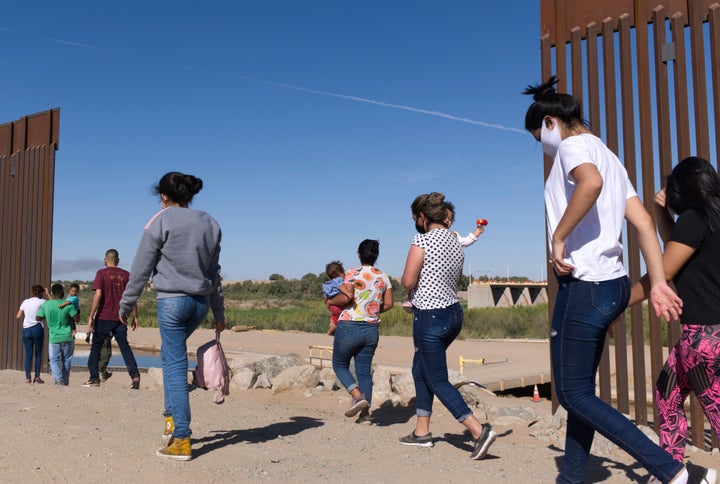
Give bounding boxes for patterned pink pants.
[654,324,720,462]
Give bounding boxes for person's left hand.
[215,321,226,333]
[119,312,128,325]
[131,316,138,331]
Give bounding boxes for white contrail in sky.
[238,76,526,134]
[44,38,100,50]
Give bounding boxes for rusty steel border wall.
[0,109,60,373]
[540,0,719,450]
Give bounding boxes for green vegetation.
[612,303,672,346]
[55,276,550,339]
[50,277,678,345]
[462,305,549,339]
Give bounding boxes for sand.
[1,329,716,483]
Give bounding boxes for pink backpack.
[192,332,232,404]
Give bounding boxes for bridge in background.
[467,282,548,308]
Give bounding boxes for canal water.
[72,349,196,371]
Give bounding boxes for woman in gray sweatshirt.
[119,171,225,461]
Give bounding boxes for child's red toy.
[476,218,489,226]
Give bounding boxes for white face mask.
[540,120,562,158]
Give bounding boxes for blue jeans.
[412,302,472,422]
[49,340,74,385]
[332,321,379,404]
[552,275,684,484]
[23,324,44,379]
[158,295,210,439]
[88,320,140,380]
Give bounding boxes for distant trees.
[468,275,532,285]
[56,271,528,306]
[220,273,407,301]
[222,273,322,301]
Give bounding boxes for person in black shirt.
[629,156,720,481]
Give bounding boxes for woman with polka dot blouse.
[398,192,496,460]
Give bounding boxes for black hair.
[31,285,45,298]
[665,156,720,233]
[69,283,80,291]
[357,239,379,266]
[50,283,64,298]
[154,171,204,206]
[443,202,456,228]
[325,261,344,279]
[523,75,588,132]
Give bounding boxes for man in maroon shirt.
[84,249,141,389]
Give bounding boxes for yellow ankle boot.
[163,416,174,440]
[156,437,191,461]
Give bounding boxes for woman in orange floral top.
[327,239,393,424]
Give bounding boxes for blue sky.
[2,1,548,282]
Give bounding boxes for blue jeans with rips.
[23,324,44,379]
[88,319,140,381]
[49,340,74,385]
[412,302,472,422]
[552,275,684,484]
[332,321,379,404]
[157,295,210,439]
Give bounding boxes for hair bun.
[427,192,446,204]
[185,175,203,195]
[524,75,559,101]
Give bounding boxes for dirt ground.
[1,330,716,483]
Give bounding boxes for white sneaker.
[670,468,689,484]
[651,466,717,484]
[649,468,687,484]
[700,468,717,484]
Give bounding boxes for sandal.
[131,377,140,390]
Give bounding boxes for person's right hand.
[650,282,683,322]
[87,317,95,333]
[550,238,575,276]
[215,321,226,333]
[654,188,667,208]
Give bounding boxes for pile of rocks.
[145,352,715,459]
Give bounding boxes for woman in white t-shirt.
[397,192,496,460]
[524,76,687,484]
[16,284,47,384]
